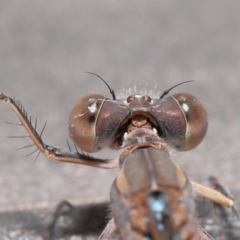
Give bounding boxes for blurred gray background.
[0,0,240,236]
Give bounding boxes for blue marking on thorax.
[147,192,167,231]
[147,192,182,240]
[143,236,152,240]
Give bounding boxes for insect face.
[68,92,208,153]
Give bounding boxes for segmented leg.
[98,218,116,240]
[0,92,118,169]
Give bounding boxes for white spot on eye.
[74,113,85,119]
[182,103,189,112]
[88,102,97,113]
[71,124,74,127]
[153,128,158,135]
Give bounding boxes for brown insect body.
[0,85,234,240]
[107,94,200,239]
[111,131,198,239]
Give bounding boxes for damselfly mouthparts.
[0,81,234,239]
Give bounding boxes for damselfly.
[0,78,234,239]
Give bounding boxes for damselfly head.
[68,89,208,153]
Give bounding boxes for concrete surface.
[0,1,240,239]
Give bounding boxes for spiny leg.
[0,92,118,169]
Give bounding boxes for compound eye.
[68,94,105,152]
[171,93,208,151]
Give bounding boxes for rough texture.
[0,1,240,239]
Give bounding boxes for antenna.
[85,72,116,100]
[159,80,196,99]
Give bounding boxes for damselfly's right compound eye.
[68,94,130,152]
[68,94,105,152]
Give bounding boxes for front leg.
[0,92,118,169]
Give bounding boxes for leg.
[0,92,118,169]
[98,218,116,240]
[198,227,214,240]
[209,176,238,239]
[46,201,75,239]
[99,221,151,240]
[191,181,234,207]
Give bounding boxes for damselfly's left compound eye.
[171,93,208,151]
[150,92,207,151]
